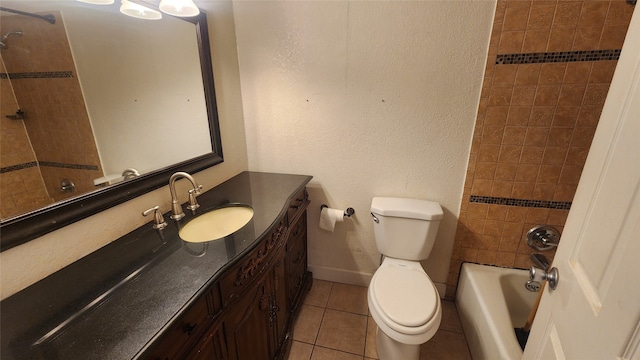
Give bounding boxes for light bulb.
[77,0,115,4]
[120,0,162,20]
[159,0,199,17]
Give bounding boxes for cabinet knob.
[183,322,197,335]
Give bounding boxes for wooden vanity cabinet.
[147,286,222,360]
[145,189,310,360]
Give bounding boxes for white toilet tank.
[370,197,443,261]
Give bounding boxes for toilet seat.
[372,263,437,327]
[368,258,441,343]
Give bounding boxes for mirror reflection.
[0,1,213,220]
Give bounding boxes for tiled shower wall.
[0,57,52,219]
[445,0,634,299]
[0,12,103,217]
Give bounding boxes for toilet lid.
[372,265,438,327]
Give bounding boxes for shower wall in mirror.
[0,3,212,220]
[1,11,102,218]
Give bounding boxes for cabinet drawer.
[286,229,306,272]
[220,221,286,306]
[286,215,306,252]
[147,293,212,360]
[287,259,307,307]
[287,189,308,225]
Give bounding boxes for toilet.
[368,197,443,360]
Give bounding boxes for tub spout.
[531,254,550,271]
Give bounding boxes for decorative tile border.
[0,161,38,173]
[1,161,98,173]
[0,71,74,80]
[496,49,621,65]
[39,161,98,171]
[470,195,571,210]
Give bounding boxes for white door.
[522,7,640,360]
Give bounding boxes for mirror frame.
[0,12,223,252]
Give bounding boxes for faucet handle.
[187,189,200,213]
[143,206,168,230]
[526,225,560,251]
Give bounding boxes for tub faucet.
[169,172,202,220]
[531,254,550,271]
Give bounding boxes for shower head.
[0,30,23,49]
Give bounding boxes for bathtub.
[455,263,539,360]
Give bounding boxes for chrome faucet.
[169,172,202,220]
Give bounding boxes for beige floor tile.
[440,300,464,333]
[311,346,364,360]
[305,279,333,307]
[420,329,472,360]
[297,281,472,360]
[288,341,314,360]
[293,305,325,344]
[364,316,379,359]
[326,283,369,315]
[316,309,367,355]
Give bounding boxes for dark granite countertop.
[0,172,312,359]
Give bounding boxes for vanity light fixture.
[77,0,115,4]
[158,0,199,17]
[77,0,199,19]
[120,0,162,20]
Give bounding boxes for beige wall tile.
[522,29,550,52]
[504,6,530,31]
[552,2,582,28]
[539,63,567,84]
[499,31,525,53]
[527,5,555,30]
[578,1,609,27]
[515,64,542,85]
[506,106,532,126]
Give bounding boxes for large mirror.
[0,1,223,251]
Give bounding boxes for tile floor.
[287,280,472,360]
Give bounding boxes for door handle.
[530,266,559,290]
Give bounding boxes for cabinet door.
[224,275,272,360]
[186,322,227,360]
[285,213,307,309]
[271,252,289,353]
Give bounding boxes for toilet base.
[376,327,420,360]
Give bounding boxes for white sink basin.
[179,205,254,243]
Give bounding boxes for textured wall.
[446,0,635,299]
[234,1,496,291]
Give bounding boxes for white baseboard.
[308,264,447,299]
[307,264,373,287]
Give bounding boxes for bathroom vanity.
[0,172,312,360]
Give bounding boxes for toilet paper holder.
[320,204,355,217]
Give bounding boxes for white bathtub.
[455,263,539,360]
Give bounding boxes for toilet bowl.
[368,257,442,359]
[368,197,444,360]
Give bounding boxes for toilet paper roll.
[319,207,344,232]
